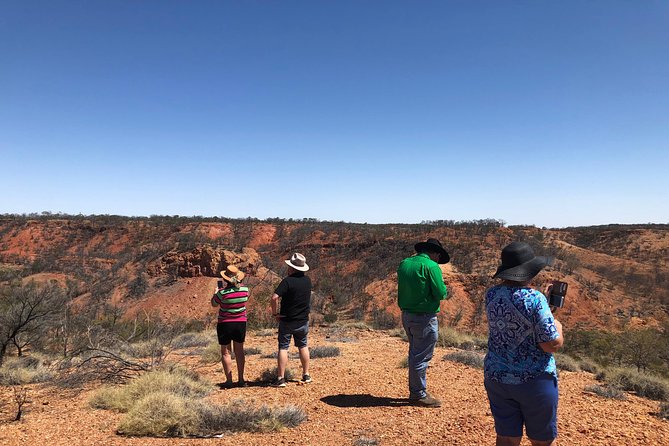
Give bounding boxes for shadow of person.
[320,393,411,408]
[216,380,266,389]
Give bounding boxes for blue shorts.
[484,374,558,441]
[278,319,309,350]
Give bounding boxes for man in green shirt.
[398,238,450,407]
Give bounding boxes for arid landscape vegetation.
[0,214,668,444]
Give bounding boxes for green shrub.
[310,346,341,358]
[584,384,626,400]
[398,356,408,368]
[323,311,338,324]
[0,355,53,385]
[555,354,581,372]
[443,351,485,369]
[603,368,669,401]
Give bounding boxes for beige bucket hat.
[285,253,309,271]
[220,265,245,284]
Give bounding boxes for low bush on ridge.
[555,354,581,372]
[598,367,669,401]
[579,358,599,374]
[659,402,669,419]
[91,366,306,437]
[584,384,626,400]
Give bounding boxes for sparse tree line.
[1,216,668,403]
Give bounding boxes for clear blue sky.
[1,1,667,227]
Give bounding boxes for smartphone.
[217,280,224,289]
[548,280,568,308]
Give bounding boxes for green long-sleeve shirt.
[397,253,449,313]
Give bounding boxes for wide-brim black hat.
[493,241,551,281]
[415,238,450,264]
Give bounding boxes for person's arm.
[539,319,563,353]
[428,263,448,300]
[271,293,281,320]
[211,291,220,308]
[534,291,563,353]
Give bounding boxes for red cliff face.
[0,217,667,331]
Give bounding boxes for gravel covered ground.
[1,326,667,445]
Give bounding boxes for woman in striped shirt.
[211,265,250,387]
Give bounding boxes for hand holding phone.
[547,280,568,309]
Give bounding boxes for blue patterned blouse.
[484,285,560,384]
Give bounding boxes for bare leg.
[277,349,289,379]
[496,436,522,446]
[233,341,245,382]
[529,439,556,446]
[221,344,233,383]
[298,346,310,376]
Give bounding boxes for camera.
[548,280,568,308]
[217,280,224,289]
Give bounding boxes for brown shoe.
[411,394,442,408]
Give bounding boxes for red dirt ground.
[1,329,666,446]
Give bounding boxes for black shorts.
[216,322,247,345]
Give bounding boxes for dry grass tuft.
[438,327,486,350]
[171,332,213,349]
[93,367,306,437]
[443,351,485,369]
[0,355,54,385]
[199,342,222,364]
[118,391,200,437]
[584,384,626,400]
[310,346,341,358]
[599,367,669,401]
[555,354,581,372]
[89,365,212,412]
[260,366,294,382]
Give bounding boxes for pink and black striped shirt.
[211,286,249,323]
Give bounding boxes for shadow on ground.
[321,393,411,408]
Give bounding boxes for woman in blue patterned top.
[484,242,564,446]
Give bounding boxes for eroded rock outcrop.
[149,246,261,278]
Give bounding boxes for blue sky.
[1,1,667,227]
